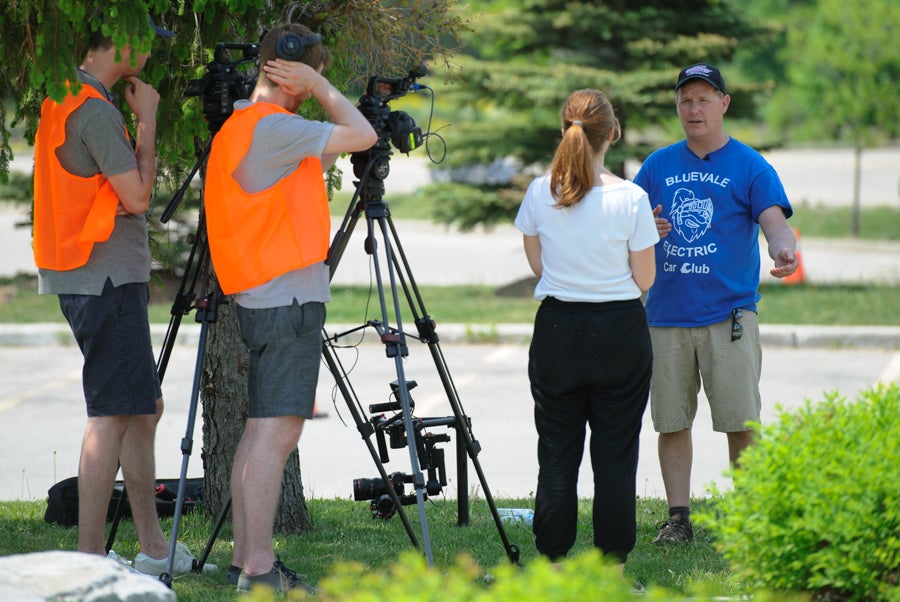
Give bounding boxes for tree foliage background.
[415,0,898,231]
[419,0,777,229]
[736,0,900,236]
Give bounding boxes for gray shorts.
[58,279,162,417]
[236,300,325,419]
[649,311,762,433]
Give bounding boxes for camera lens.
[352,478,384,501]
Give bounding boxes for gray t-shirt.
[38,69,151,295]
[228,99,334,310]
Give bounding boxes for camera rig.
[152,48,520,577]
[352,381,452,520]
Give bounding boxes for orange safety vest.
[205,102,330,295]
[33,83,121,271]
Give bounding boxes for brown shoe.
[236,559,316,593]
[653,517,694,544]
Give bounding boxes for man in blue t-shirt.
[634,63,798,544]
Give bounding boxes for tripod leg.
[105,481,127,554]
[195,495,231,571]
[384,213,521,564]
[159,299,216,586]
[367,213,435,565]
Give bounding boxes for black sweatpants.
[528,297,652,562]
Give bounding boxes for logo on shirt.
[670,187,713,243]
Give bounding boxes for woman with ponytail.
[514,89,658,572]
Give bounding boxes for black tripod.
[156,138,224,587]
[100,138,221,585]
[322,137,520,565]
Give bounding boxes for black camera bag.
[44,476,204,527]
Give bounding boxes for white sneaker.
[106,549,144,576]
[106,549,133,567]
[134,542,218,576]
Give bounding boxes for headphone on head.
[274,31,322,61]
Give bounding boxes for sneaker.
[107,549,157,579]
[106,549,133,568]
[226,564,242,586]
[134,542,218,576]
[236,559,316,594]
[653,517,694,544]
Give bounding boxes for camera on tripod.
[185,42,259,131]
[356,65,427,156]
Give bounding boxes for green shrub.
[699,383,900,601]
[235,549,809,601]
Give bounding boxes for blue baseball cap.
[149,15,174,38]
[676,63,726,94]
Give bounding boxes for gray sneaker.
[226,564,242,586]
[134,542,217,576]
[236,559,316,594]
[653,517,694,544]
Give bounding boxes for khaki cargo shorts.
[649,311,761,433]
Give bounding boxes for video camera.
[185,42,259,132]
[356,65,427,156]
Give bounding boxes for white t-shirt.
[515,175,659,303]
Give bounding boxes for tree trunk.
[199,276,311,533]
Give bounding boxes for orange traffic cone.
[782,227,805,285]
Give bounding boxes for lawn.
[0,495,748,601]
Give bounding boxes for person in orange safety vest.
[203,23,376,594]
[32,15,209,576]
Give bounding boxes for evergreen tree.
[423,0,775,229]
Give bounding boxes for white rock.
[0,551,175,602]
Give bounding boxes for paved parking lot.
[2,331,898,503]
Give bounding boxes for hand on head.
[263,59,322,98]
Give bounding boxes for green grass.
[2,273,899,327]
[0,496,740,601]
[788,205,900,240]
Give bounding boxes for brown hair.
[258,23,331,86]
[550,89,621,207]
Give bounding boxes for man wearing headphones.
[204,23,376,593]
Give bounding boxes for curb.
[1,322,898,349]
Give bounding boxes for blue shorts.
[237,300,325,419]
[58,279,162,417]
